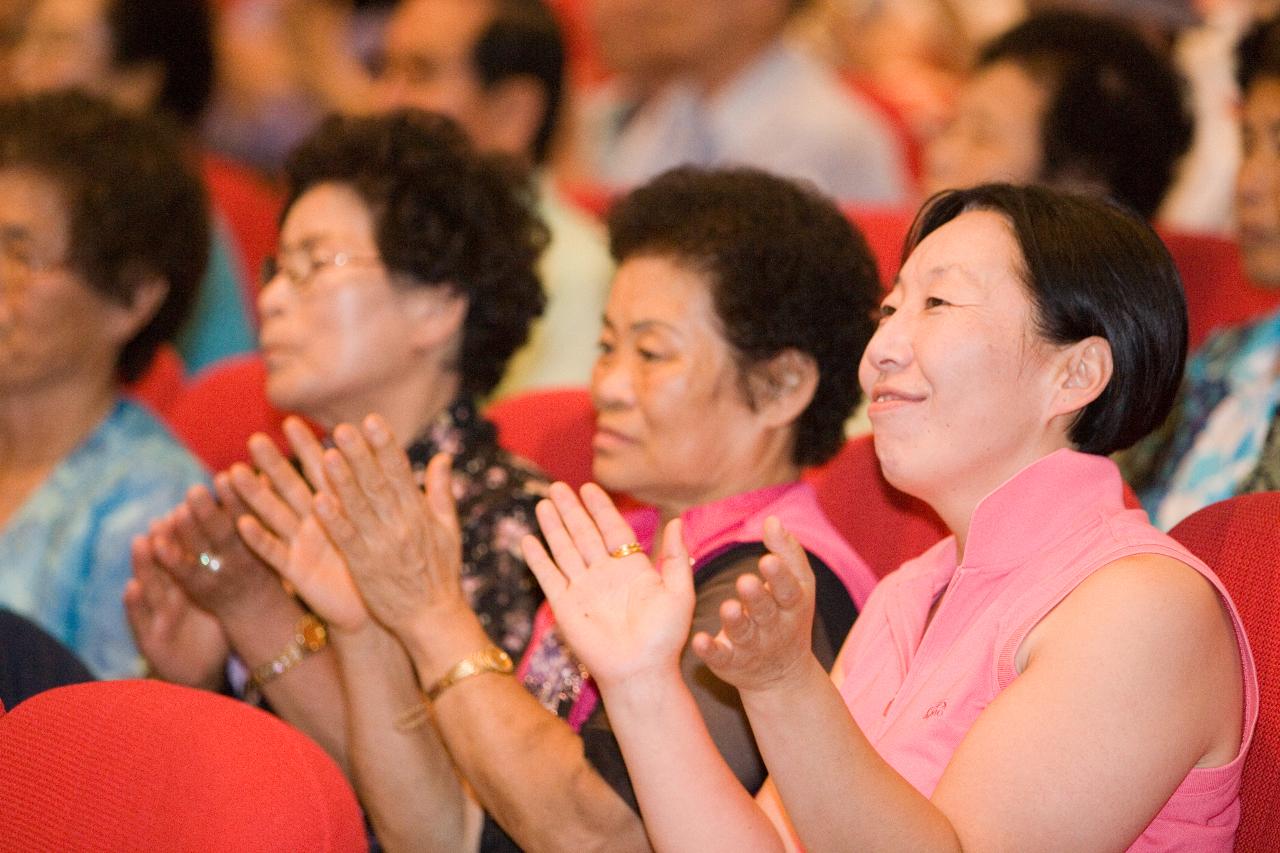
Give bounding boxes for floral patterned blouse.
[404,398,548,658]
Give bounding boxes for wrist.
[737,652,827,707]
[403,601,491,686]
[596,662,686,713]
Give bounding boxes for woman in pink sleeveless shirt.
[526,184,1259,851]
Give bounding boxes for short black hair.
[906,184,1187,455]
[108,0,215,126]
[472,0,565,164]
[0,91,209,381]
[979,10,1193,219]
[1237,15,1280,92]
[282,109,547,398]
[607,166,880,467]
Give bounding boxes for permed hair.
[0,90,209,382]
[607,166,880,467]
[282,109,547,397]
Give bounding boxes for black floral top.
[404,398,548,659]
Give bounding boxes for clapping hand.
[520,482,695,691]
[691,517,818,694]
[232,417,369,633]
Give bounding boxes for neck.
[653,455,800,533]
[928,439,1070,561]
[0,372,117,472]
[689,30,780,96]
[309,363,463,449]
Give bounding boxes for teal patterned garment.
[1121,306,1280,529]
[0,399,208,678]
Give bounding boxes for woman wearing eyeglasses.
[124,110,550,767]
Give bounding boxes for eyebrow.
[601,316,682,335]
[0,223,33,243]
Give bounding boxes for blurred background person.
[1123,13,1280,527]
[9,0,279,373]
[571,0,910,204]
[0,91,208,678]
[923,8,1194,221]
[126,109,550,767]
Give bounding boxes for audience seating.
[486,386,598,488]
[163,354,293,471]
[201,151,283,322]
[1168,491,1280,853]
[0,679,367,851]
[801,434,947,579]
[122,342,187,417]
[1159,230,1280,350]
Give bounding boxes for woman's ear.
[750,348,819,427]
[405,286,469,353]
[104,275,168,345]
[1048,336,1113,421]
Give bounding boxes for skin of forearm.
[333,625,473,853]
[218,591,351,772]
[402,614,651,853]
[598,666,785,853]
[739,655,962,853]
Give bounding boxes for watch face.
[301,618,328,651]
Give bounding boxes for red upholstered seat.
[201,151,283,324]
[122,342,187,417]
[487,386,598,489]
[801,434,947,580]
[1168,491,1280,853]
[0,679,367,851]
[163,354,295,471]
[1157,229,1280,350]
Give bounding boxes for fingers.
[423,452,459,532]
[236,513,291,575]
[534,492,589,580]
[580,483,640,557]
[548,481,609,565]
[281,417,330,497]
[229,462,300,541]
[760,517,813,608]
[363,414,424,520]
[691,629,735,671]
[311,490,368,569]
[186,481,237,545]
[521,533,568,599]
[248,429,314,518]
[331,422,401,526]
[657,518,694,599]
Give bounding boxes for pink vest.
[836,450,1258,850]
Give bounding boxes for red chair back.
[486,387,598,488]
[801,434,948,579]
[0,680,367,851]
[163,354,293,471]
[122,342,187,417]
[1168,491,1279,852]
[1157,229,1280,350]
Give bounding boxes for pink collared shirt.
[833,449,1258,850]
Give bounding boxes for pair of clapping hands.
[123,414,472,685]
[523,485,824,699]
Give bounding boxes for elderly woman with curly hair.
[126,109,550,767]
[250,167,882,850]
[0,91,208,679]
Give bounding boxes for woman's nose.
[863,311,913,374]
[590,350,634,410]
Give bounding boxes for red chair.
[163,354,293,471]
[201,151,283,324]
[1157,230,1280,351]
[122,342,187,417]
[0,679,367,851]
[801,434,948,580]
[486,387,598,488]
[1168,491,1280,853]
[844,206,914,290]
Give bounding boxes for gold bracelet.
[247,613,328,692]
[425,645,513,701]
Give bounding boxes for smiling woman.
[526,183,1258,852]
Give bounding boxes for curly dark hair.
[1237,14,1280,92]
[282,109,547,397]
[0,91,209,382]
[906,184,1187,455]
[979,10,1193,219]
[607,166,880,467]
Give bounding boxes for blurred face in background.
[10,0,110,94]
[923,60,1047,197]
[1236,76,1280,288]
[589,0,740,82]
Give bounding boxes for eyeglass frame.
[259,248,385,292]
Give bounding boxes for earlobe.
[754,349,818,427]
[1051,337,1113,418]
[407,288,468,352]
[107,276,168,344]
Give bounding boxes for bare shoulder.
[1026,553,1244,765]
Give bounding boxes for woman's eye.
[638,348,663,362]
[876,304,896,322]
[597,339,614,356]
[925,297,949,309]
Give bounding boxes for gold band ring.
[609,542,643,559]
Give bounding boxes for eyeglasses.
[260,249,384,291]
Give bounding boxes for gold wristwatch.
[426,645,514,701]
[247,613,328,693]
